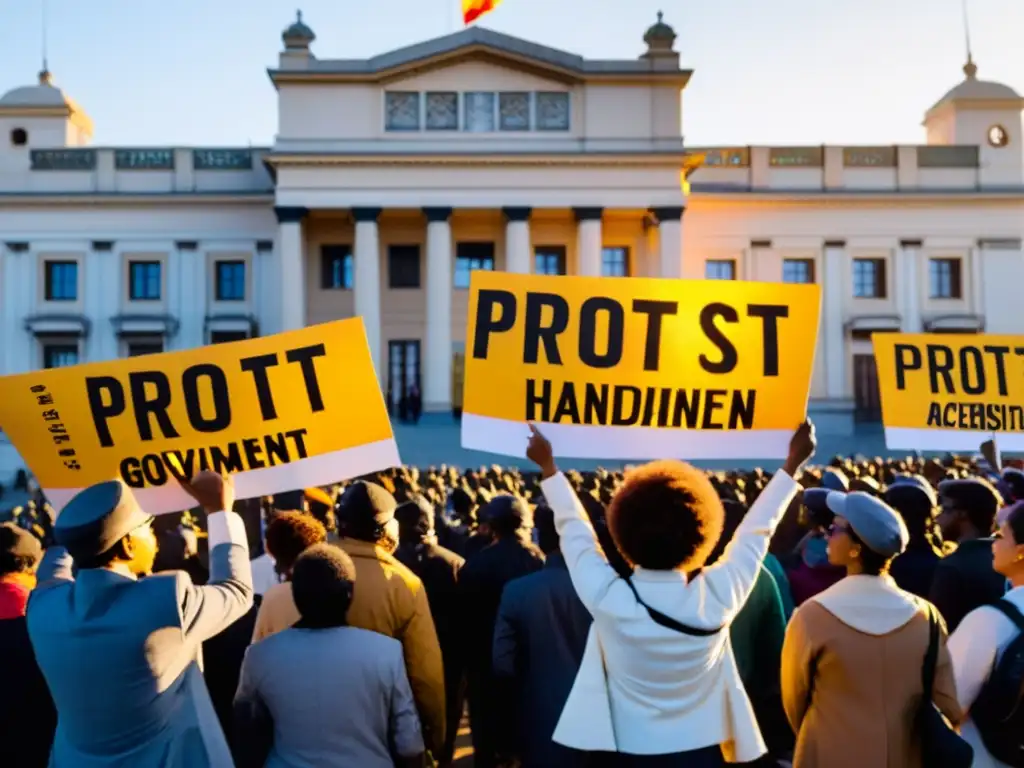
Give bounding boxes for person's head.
[800,488,834,532]
[480,494,531,540]
[336,481,399,553]
[304,488,336,533]
[449,487,477,527]
[606,460,724,572]
[992,501,1024,578]
[54,480,157,576]
[937,478,1001,541]
[825,491,908,575]
[395,495,435,547]
[533,503,558,555]
[291,544,357,629]
[0,523,42,579]
[1003,469,1024,503]
[883,476,938,542]
[821,468,850,493]
[265,512,327,579]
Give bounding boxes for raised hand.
[526,423,557,479]
[178,470,235,514]
[783,419,817,477]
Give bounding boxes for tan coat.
[781,575,962,768]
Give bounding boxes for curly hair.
[264,512,327,575]
[607,460,724,572]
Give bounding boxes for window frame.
[42,342,78,369]
[320,245,354,290]
[535,91,571,131]
[209,330,249,345]
[214,260,247,302]
[928,257,963,300]
[424,91,459,131]
[387,244,422,289]
[128,260,162,301]
[782,258,816,284]
[601,246,631,277]
[498,91,532,132]
[384,91,422,132]
[44,260,78,301]
[454,242,496,289]
[852,258,887,299]
[534,245,567,276]
[126,340,164,357]
[705,259,736,281]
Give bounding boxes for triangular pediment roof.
[269,27,690,85]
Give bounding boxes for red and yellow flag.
[462,0,501,25]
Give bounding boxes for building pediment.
[268,26,690,87]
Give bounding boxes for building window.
[425,92,458,130]
[127,341,164,357]
[499,92,531,131]
[852,258,886,298]
[705,260,736,280]
[464,92,496,132]
[210,330,248,344]
[535,92,570,131]
[44,261,78,301]
[534,246,567,276]
[601,247,630,277]
[388,245,421,289]
[43,343,78,369]
[321,245,353,289]
[929,258,963,299]
[454,242,495,289]
[128,261,162,300]
[215,260,246,301]
[10,128,27,147]
[783,259,815,284]
[385,92,420,131]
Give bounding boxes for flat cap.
[54,480,152,560]
[887,474,938,508]
[0,522,42,561]
[827,491,909,558]
[336,481,396,527]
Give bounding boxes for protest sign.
[461,271,821,460]
[0,319,399,515]
[873,333,1024,451]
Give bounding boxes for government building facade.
[0,12,1022,478]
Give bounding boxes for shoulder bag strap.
[623,577,723,637]
[921,604,940,698]
[988,599,1024,632]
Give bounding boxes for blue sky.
[1,0,1021,147]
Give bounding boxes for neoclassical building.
[0,12,1022,478]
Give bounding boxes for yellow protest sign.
[0,319,399,515]
[461,271,821,460]
[873,333,1024,451]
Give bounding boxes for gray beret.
[54,480,153,561]
[827,491,909,558]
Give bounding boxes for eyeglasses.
[828,522,851,537]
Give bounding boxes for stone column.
[898,239,922,333]
[651,206,684,278]
[503,207,532,273]
[352,207,383,382]
[275,206,308,333]
[175,241,205,349]
[574,207,603,277]
[423,207,454,413]
[823,240,847,398]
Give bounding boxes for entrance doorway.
[387,340,421,416]
[853,353,882,422]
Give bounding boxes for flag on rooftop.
[462,0,502,25]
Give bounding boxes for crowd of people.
[2,422,1024,767]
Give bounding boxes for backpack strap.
[921,603,940,698]
[623,577,723,637]
[988,599,1024,632]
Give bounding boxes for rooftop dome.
[644,11,676,48]
[926,57,1024,116]
[282,9,315,50]
[0,69,76,110]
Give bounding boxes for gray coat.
[27,511,253,768]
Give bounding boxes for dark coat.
[929,538,1008,631]
[0,616,56,768]
[890,545,941,599]
[492,553,594,768]
[459,536,545,768]
[201,595,262,747]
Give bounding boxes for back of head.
[291,544,357,628]
[607,459,724,572]
[883,482,936,537]
[0,522,42,576]
[481,494,531,539]
[336,481,398,546]
[395,495,435,545]
[533,503,558,554]
[265,512,328,575]
[940,477,1002,535]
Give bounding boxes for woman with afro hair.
[527,420,816,767]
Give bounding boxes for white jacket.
[540,470,799,762]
